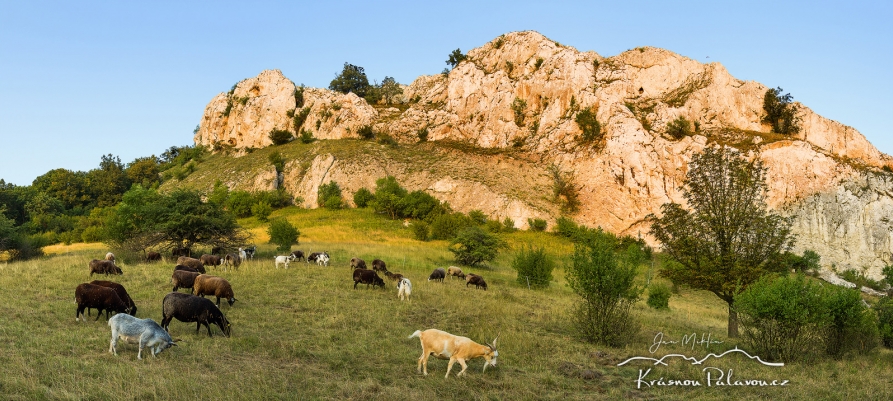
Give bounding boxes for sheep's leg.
[76,306,84,322]
[206,322,213,337]
[215,297,221,307]
[94,309,103,321]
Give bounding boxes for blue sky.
[1,1,890,186]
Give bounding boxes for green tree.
[269,129,294,145]
[317,181,344,209]
[353,187,374,208]
[379,76,403,105]
[666,116,692,139]
[371,176,407,219]
[446,48,467,69]
[448,226,506,266]
[31,168,91,211]
[649,147,794,337]
[762,87,801,135]
[268,218,300,253]
[87,154,131,207]
[227,191,255,218]
[566,230,641,346]
[251,201,272,221]
[400,190,444,220]
[329,62,370,98]
[511,245,554,288]
[575,108,602,143]
[125,156,160,188]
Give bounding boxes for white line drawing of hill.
[617,347,784,367]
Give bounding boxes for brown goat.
[384,270,404,282]
[409,329,499,378]
[193,275,237,307]
[466,274,487,290]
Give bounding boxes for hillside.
[186,31,893,278]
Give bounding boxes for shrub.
[468,210,487,225]
[511,245,554,289]
[527,218,547,232]
[299,129,315,144]
[448,226,506,266]
[762,87,801,135]
[511,98,526,126]
[293,85,305,108]
[484,219,502,233]
[874,297,893,348]
[329,62,370,98]
[293,107,311,130]
[575,108,602,143]
[227,190,255,218]
[839,269,884,291]
[823,285,878,357]
[357,125,375,140]
[430,213,472,240]
[736,275,828,362]
[267,218,300,253]
[534,57,544,70]
[269,129,294,145]
[317,181,343,209]
[353,188,373,208]
[376,132,398,147]
[251,201,272,222]
[566,229,640,346]
[411,220,430,241]
[399,190,443,220]
[371,176,408,219]
[548,165,580,213]
[268,152,285,173]
[446,48,467,69]
[647,283,671,310]
[555,216,582,239]
[666,116,692,139]
[502,217,516,232]
[417,127,429,142]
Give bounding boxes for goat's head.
[484,335,499,367]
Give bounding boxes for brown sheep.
[372,259,387,272]
[89,280,138,317]
[350,257,367,270]
[466,274,488,290]
[146,251,162,262]
[89,259,123,276]
[75,283,131,321]
[177,256,206,273]
[200,254,222,268]
[447,266,466,280]
[353,269,385,289]
[193,275,237,307]
[171,270,201,293]
[384,270,404,282]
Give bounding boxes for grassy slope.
[1,207,891,400]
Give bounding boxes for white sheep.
[108,313,177,360]
[275,254,296,269]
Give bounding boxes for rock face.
[192,31,893,278]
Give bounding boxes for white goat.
[409,329,498,378]
[397,278,412,301]
[108,313,177,360]
[316,253,330,266]
[275,254,296,269]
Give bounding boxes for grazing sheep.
[199,254,222,268]
[146,251,162,262]
[317,253,330,266]
[447,266,466,280]
[372,259,387,272]
[75,283,131,322]
[350,257,367,270]
[105,252,116,262]
[193,275,237,307]
[291,250,305,262]
[173,264,201,274]
[109,313,177,359]
[409,329,499,378]
[275,254,296,269]
[89,259,123,276]
[466,274,488,290]
[224,253,241,269]
[428,268,446,282]
[353,268,385,289]
[307,252,328,264]
[176,256,206,273]
[171,270,200,293]
[384,271,405,282]
[161,292,232,337]
[89,280,138,317]
[398,278,412,301]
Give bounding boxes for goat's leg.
[456,359,469,377]
[445,357,457,378]
[418,352,428,375]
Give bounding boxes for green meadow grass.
[1,207,892,400]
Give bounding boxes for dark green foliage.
[448,226,506,266]
[575,108,602,143]
[416,127,429,142]
[366,76,403,105]
[0,206,42,260]
[883,264,893,289]
[566,229,641,346]
[293,107,311,131]
[376,132,398,147]
[294,85,305,108]
[125,156,160,189]
[534,57,544,70]
[251,201,272,222]
[502,217,516,232]
[269,129,294,145]
[511,98,526,126]
[267,218,300,253]
[329,63,369,98]
[357,125,375,140]
[446,48,467,69]
[370,176,407,219]
[647,283,671,310]
[468,210,487,225]
[527,218,547,232]
[762,87,801,135]
[511,245,554,289]
[430,213,472,240]
[352,188,373,208]
[555,216,582,239]
[839,269,884,291]
[484,219,503,233]
[411,220,430,241]
[548,165,580,214]
[317,181,344,210]
[268,152,285,174]
[399,190,443,220]
[649,146,794,337]
[666,116,693,139]
[299,129,315,144]
[823,285,878,357]
[493,36,504,49]
[874,297,893,347]
[227,191,255,218]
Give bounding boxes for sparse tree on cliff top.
[329,63,370,98]
[648,146,794,338]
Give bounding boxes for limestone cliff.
[192,31,893,278]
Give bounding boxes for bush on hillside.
[267,218,300,253]
[511,245,554,289]
[448,226,506,266]
[353,187,374,208]
[269,129,294,145]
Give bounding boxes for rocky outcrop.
[191,31,893,277]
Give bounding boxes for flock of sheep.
[72,248,499,376]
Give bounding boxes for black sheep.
[428,267,446,282]
[353,269,385,289]
[75,283,131,322]
[89,280,138,317]
[466,274,488,290]
[161,292,232,337]
[171,270,201,292]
